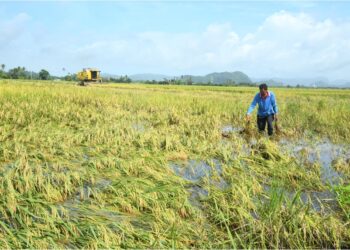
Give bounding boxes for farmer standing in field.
[246,83,278,136]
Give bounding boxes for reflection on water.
[280,139,349,185]
[262,184,339,213]
[221,125,244,134]
[170,159,228,208]
[170,159,226,187]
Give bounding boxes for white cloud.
[2,11,350,80]
[248,11,350,77]
[74,12,350,79]
[0,13,31,47]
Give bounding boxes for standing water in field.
[261,184,339,214]
[58,178,117,219]
[221,125,244,135]
[187,185,209,208]
[131,122,148,133]
[169,159,228,207]
[279,139,349,185]
[299,190,339,213]
[170,159,221,182]
[170,159,227,188]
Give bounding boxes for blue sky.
[1,1,350,81]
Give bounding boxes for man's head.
[259,83,268,97]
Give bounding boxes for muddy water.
[299,190,338,212]
[260,139,350,212]
[132,122,147,132]
[170,159,228,189]
[74,178,112,200]
[170,159,228,207]
[60,200,127,222]
[187,186,209,208]
[58,178,119,220]
[279,139,350,185]
[218,127,349,213]
[170,159,223,182]
[221,125,350,183]
[221,125,244,134]
[58,178,149,230]
[261,184,339,213]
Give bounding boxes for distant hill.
[252,77,350,88]
[130,74,172,81]
[180,71,252,84]
[117,71,253,85]
[101,73,118,78]
[103,71,350,88]
[253,78,285,87]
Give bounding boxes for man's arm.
[246,94,258,119]
[271,94,278,113]
[271,93,278,120]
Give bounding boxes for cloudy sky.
[1,1,350,80]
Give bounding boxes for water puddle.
[170,159,228,208]
[284,188,338,213]
[131,122,147,132]
[279,139,350,185]
[170,159,225,184]
[229,128,349,182]
[58,178,114,219]
[187,185,209,208]
[75,178,112,200]
[222,125,244,134]
[299,190,338,212]
[221,125,245,138]
[57,176,147,230]
[59,200,127,223]
[262,184,339,214]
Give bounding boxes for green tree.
[110,75,132,83]
[187,76,193,85]
[8,66,26,79]
[64,75,72,81]
[0,64,6,78]
[64,73,76,81]
[39,69,50,80]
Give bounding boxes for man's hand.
[246,114,251,121]
[274,114,278,121]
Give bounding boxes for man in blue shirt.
[246,83,278,136]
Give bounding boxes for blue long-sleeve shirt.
[247,91,278,116]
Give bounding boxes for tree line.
[143,78,256,86]
[0,64,133,83]
[0,64,51,80]
[0,64,254,87]
[0,64,263,87]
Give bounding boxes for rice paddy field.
[0,79,350,248]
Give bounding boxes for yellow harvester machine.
[77,68,102,86]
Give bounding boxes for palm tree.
[1,64,5,72]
